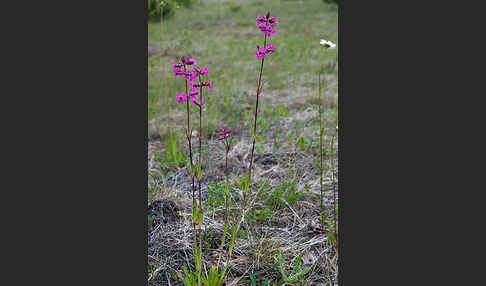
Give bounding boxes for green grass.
[206,181,230,208]
[148,0,338,139]
[148,1,338,284]
[277,250,310,285]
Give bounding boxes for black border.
[13,0,461,284]
[338,0,343,284]
[13,0,149,284]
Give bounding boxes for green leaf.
[219,223,229,253]
[192,203,197,222]
[277,251,288,281]
[250,273,256,286]
[197,164,202,180]
[228,224,238,254]
[328,230,335,245]
[195,247,202,271]
[198,209,203,226]
[291,253,303,276]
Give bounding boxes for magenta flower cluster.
[217,128,232,141]
[218,127,232,153]
[172,56,213,107]
[256,12,277,38]
[254,42,275,59]
[254,12,277,59]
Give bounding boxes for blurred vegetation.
[148,0,198,20]
[322,0,338,4]
[148,0,338,141]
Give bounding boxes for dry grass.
[148,130,338,285]
[148,0,338,284]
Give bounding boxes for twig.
[166,272,172,286]
[282,199,304,225]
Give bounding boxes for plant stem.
[225,146,229,222]
[197,77,203,280]
[222,34,269,280]
[217,144,230,268]
[247,34,267,206]
[184,64,197,267]
[319,72,324,219]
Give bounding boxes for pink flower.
[256,12,276,27]
[254,45,266,59]
[173,57,212,109]
[256,13,263,25]
[186,70,198,82]
[254,43,275,59]
[256,12,278,38]
[267,28,276,38]
[193,66,209,77]
[176,93,187,103]
[173,63,186,78]
[189,95,205,106]
[217,128,232,141]
[181,55,196,66]
[192,80,213,89]
[259,25,276,38]
[268,16,277,27]
[265,42,275,55]
[174,70,186,78]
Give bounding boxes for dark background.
[1,0,479,285]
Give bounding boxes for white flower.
[320,39,336,49]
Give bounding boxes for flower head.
[189,95,205,107]
[257,12,277,27]
[268,16,277,26]
[256,12,277,38]
[189,95,197,105]
[173,57,212,109]
[256,13,264,25]
[172,62,187,78]
[254,45,266,59]
[176,93,187,103]
[254,43,275,59]
[192,80,213,89]
[320,39,336,49]
[258,23,276,38]
[185,70,198,83]
[265,42,275,55]
[193,66,209,77]
[181,55,197,66]
[218,128,232,141]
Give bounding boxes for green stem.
[319,72,324,219]
[246,34,267,207]
[184,64,197,271]
[217,147,230,268]
[197,77,204,284]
